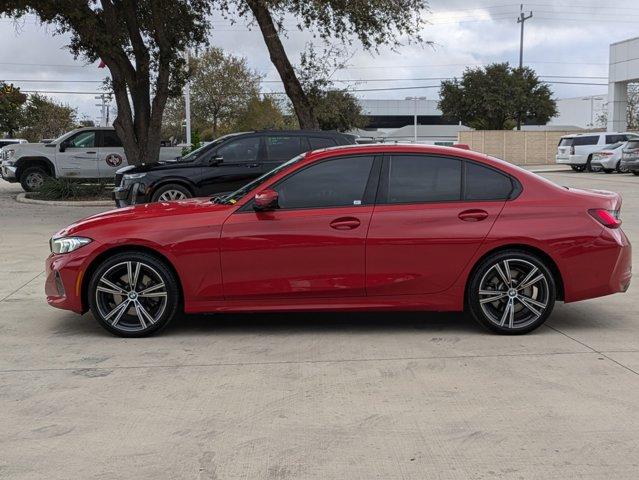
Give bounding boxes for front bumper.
[113,182,149,208]
[1,164,18,181]
[45,245,99,314]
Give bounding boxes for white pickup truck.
[0,127,182,191]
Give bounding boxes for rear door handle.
[330,217,361,230]
[458,209,489,222]
[86,151,97,154]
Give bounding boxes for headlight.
[6,149,15,159]
[123,172,146,181]
[50,236,92,254]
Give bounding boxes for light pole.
[184,49,192,147]
[583,96,604,128]
[406,96,427,143]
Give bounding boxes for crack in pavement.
[0,271,44,303]
[546,324,639,377]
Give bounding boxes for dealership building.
[608,36,639,132]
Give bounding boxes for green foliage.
[232,96,297,132]
[37,178,109,200]
[19,94,77,143]
[438,63,558,130]
[0,82,27,136]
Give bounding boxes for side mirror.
[59,141,68,152]
[253,188,279,212]
[208,155,223,166]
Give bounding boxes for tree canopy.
[1,0,211,164]
[0,82,27,137]
[438,63,557,130]
[19,94,77,142]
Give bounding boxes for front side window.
[274,156,374,209]
[67,131,96,149]
[386,155,462,204]
[266,136,307,161]
[217,136,260,162]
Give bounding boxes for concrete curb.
[527,167,572,173]
[16,192,113,207]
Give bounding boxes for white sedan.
[590,142,629,173]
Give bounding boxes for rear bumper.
[590,157,617,169]
[556,154,587,166]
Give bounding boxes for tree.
[232,96,296,132]
[2,1,211,165]
[19,94,77,142]
[218,0,427,129]
[438,63,557,130]
[0,82,27,137]
[190,47,262,136]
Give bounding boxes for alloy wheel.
[95,261,168,333]
[478,258,550,330]
[158,189,188,201]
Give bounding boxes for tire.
[633,171,639,176]
[603,168,614,174]
[570,165,585,172]
[20,166,49,192]
[616,161,629,174]
[87,251,180,337]
[151,184,192,202]
[467,250,557,335]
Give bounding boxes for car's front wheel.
[152,184,192,202]
[88,252,180,337]
[467,251,556,335]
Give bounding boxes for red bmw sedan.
[45,144,631,337]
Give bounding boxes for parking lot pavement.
[1,172,639,479]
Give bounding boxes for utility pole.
[516,4,533,130]
[94,94,111,127]
[405,96,427,143]
[184,49,192,147]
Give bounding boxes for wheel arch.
[464,243,565,303]
[16,156,56,178]
[150,178,196,198]
[81,245,185,313]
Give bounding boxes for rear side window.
[626,141,639,150]
[464,162,513,201]
[275,156,374,209]
[386,155,462,203]
[606,134,627,144]
[558,138,573,147]
[572,136,599,146]
[266,136,308,161]
[100,130,122,148]
[308,137,337,150]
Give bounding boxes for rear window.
[558,138,574,147]
[606,134,627,144]
[572,136,599,146]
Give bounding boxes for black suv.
[113,130,356,207]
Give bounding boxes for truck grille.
[114,172,124,187]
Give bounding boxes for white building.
[547,95,607,129]
[608,37,639,132]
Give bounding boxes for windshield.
[217,153,306,205]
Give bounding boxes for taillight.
[570,146,575,155]
[589,209,622,229]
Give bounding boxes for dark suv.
[113,130,356,207]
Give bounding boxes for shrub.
[36,178,109,200]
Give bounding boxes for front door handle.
[458,209,489,222]
[85,151,97,154]
[246,163,260,168]
[330,217,361,230]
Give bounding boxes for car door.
[198,135,264,195]
[366,155,512,296]
[56,130,100,178]
[220,155,380,300]
[97,130,127,179]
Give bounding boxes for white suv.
[556,132,639,172]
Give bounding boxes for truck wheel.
[151,184,192,202]
[20,166,49,192]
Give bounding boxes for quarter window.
[101,130,122,148]
[464,162,513,201]
[274,156,374,209]
[217,136,260,162]
[266,136,307,161]
[386,155,462,203]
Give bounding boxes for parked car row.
[555,132,639,174]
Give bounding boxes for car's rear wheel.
[152,184,192,202]
[467,251,556,335]
[570,165,585,172]
[20,166,49,191]
[88,252,180,337]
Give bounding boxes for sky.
[0,0,637,124]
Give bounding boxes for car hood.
[8,142,50,157]
[56,197,232,238]
[116,158,197,174]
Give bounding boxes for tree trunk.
[246,0,319,130]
